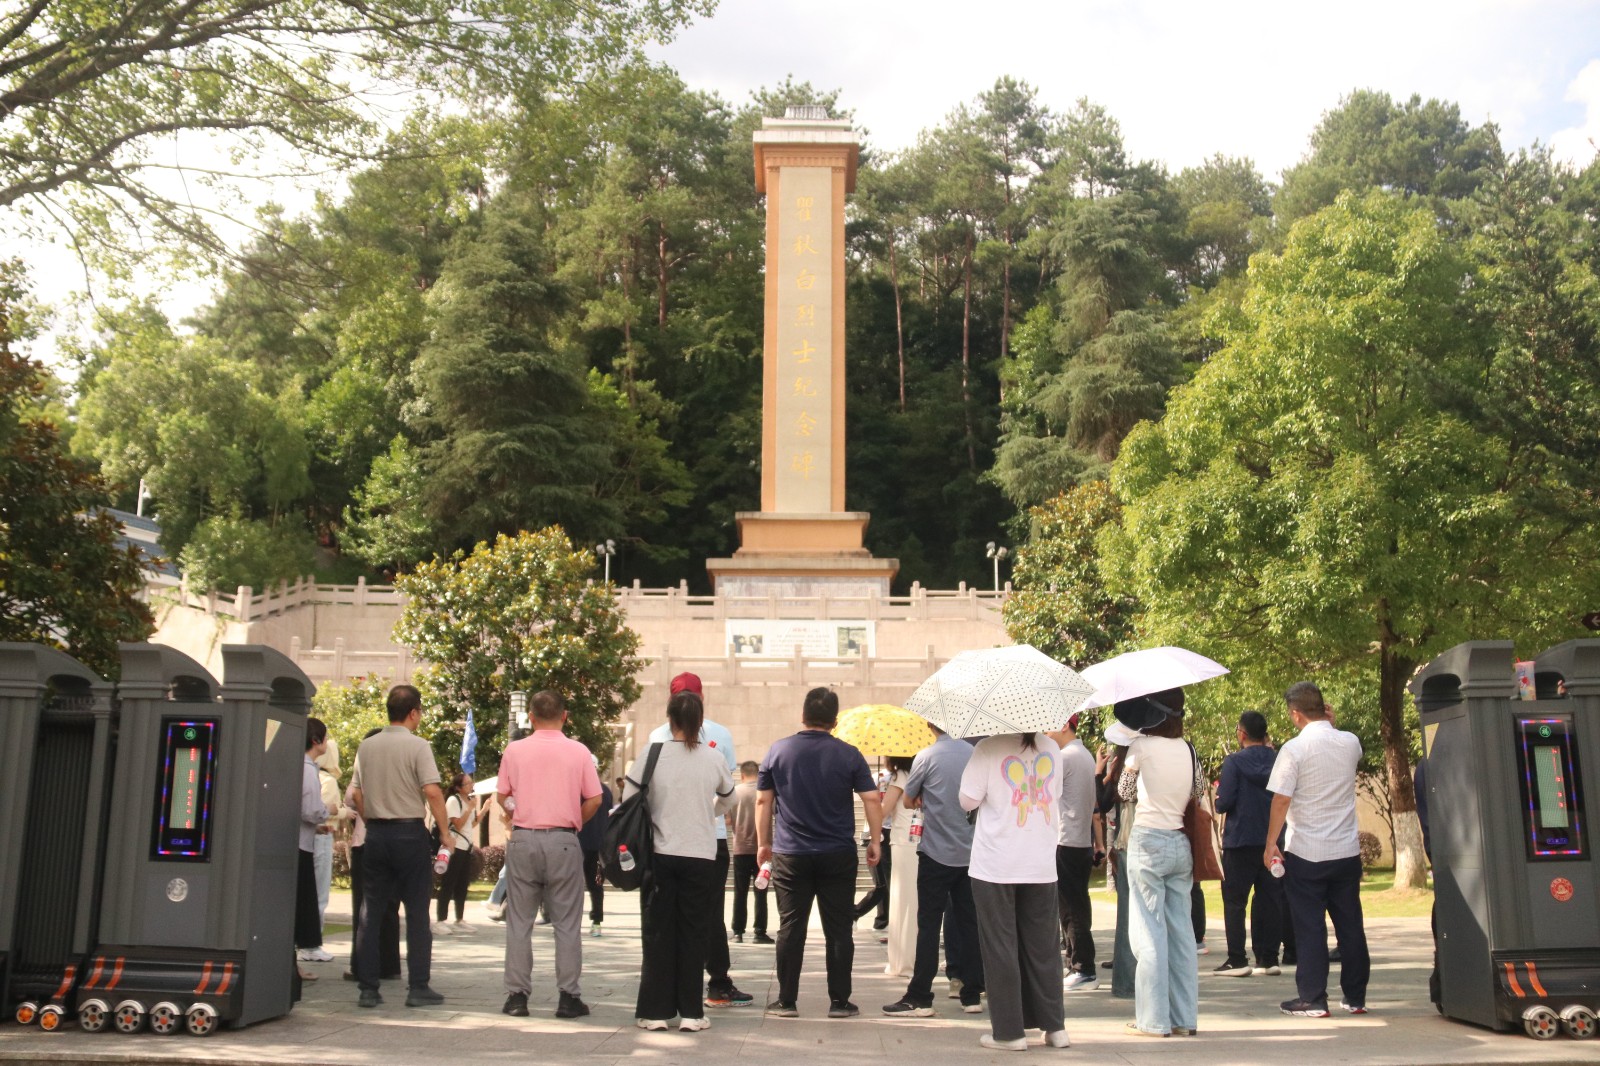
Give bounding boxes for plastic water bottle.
[754,861,773,891]
[1269,855,1285,879]
[908,812,923,849]
[618,845,636,872]
[433,846,451,876]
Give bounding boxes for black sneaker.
[706,984,753,1007]
[828,1000,860,1018]
[1212,960,1253,977]
[406,986,444,1007]
[881,999,934,1017]
[358,988,382,1008]
[1280,998,1330,1018]
[555,992,590,1018]
[766,1001,798,1017]
[502,992,529,1017]
[731,933,744,943]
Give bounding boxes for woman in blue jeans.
[1116,693,1205,1037]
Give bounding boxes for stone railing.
[286,636,417,685]
[641,644,949,690]
[143,573,1008,623]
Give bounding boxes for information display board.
[1516,715,1587,861]
[152,719,218,861]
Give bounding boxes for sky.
[19,0,1600,365]
[652,0,1600,174]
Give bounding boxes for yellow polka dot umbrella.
[835,704,936,758]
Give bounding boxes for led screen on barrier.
[1516,716,1587,860]
[152,718,219,861]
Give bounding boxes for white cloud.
[1551,59,1600,167]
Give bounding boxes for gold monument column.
[706,107,899,596]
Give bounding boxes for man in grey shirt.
[882,725,985,1015]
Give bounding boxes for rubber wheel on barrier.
[14,1001,38,1026]
[1562,1006,1597,1040]
[37,1006,63,1032]
[1524,1006,1561,1040]
[112,1004,145,1034]
[148,1003,181,1035]
[185,1005,218,1037]
[79,1001,108,1033]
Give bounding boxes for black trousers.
[637,853,718,1021]
[295,848,322,949]
[436,847,472,922]
[349,845,401,976]
[355,821,433,992]
[705,839,731,988]
[873,827,892,924]
[1283,852,1370,1007]
[1191,882,1206,943]
[1055,845,1096,975]
[1221,845,1287,966]
[773,848,857,1006]
[581,849,605,923]
[731,853,768,935]
[905,855,984,1006]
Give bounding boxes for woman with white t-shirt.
[433,772,479,933]
[959,732,1069,1052]
[1115,691,1206,1038]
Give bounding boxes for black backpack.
[602,743,663,891]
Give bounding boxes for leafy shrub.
[178,510,314,592]
[479,844,505,883]
[1358,830,1382,868]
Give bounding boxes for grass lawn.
[1091,866,1432,921]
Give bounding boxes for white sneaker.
[635,1018,669,1031]
[979,1035,1027,1051]
[1196,941,1210,955]
[1063,971,1099,992]
[1044,1030,1071,1048]
[432,921,454,936]
[679,1016,712,1032]
[1254,964,1282,976]
[451,920,473,933]
[297,947,334,962]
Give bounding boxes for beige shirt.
[351,725,439,820]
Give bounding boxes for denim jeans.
[1128,827,1198,1035]
[1110,847,1136,999]
[313,832,334,930]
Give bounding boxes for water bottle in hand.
[754,861,773,891]
[1269,855,1285,879]
[618,845,636,872]
[434,846,452,876]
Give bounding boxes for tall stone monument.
[706,107,899,597]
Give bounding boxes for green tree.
[0,268,153,676]
[395,527,643,768]
[178,509,315,593]
[312,675,398,787]
[1101,190,1600,889]
[1002,481,1134,668]
[1,0,711,263]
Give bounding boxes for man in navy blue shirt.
[757,688,884,1018]
[1213,710,1292,976]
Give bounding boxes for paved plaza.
[0,885,1590,1066]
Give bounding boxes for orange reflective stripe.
[50,965,76,1000]
[194,960,214,995]
[216,962,235,995]
[1504,962,1526,998]
[83,957,105,990]
[105,957,125,991]
[1525,962,1548,998]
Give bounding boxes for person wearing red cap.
[648,672,751,1007]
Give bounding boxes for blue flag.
[460,709,478,774]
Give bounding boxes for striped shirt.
[1266,719,1362,862]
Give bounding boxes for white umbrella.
[1078,646,1229,710]
[905,644,1095,739]
[471,775,498,796]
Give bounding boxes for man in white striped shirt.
[1264,682,1370,1019]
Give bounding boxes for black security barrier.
[85,643,311,1036]
[0,644,117,1032]
[1412,639,1599,1040]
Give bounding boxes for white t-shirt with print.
[959,734,1062,884]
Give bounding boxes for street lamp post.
[985,541,1009,593]
[509,690,528,740]
[595,539,616,584]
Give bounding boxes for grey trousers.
[971,878,1065,1042]
[504,829,585,997]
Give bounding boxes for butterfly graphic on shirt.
[1001,752,1056,828]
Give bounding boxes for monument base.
[707,512,899,597]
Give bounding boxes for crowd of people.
[319,674,1375,1046]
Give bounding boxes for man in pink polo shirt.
[498,690,603,1020]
